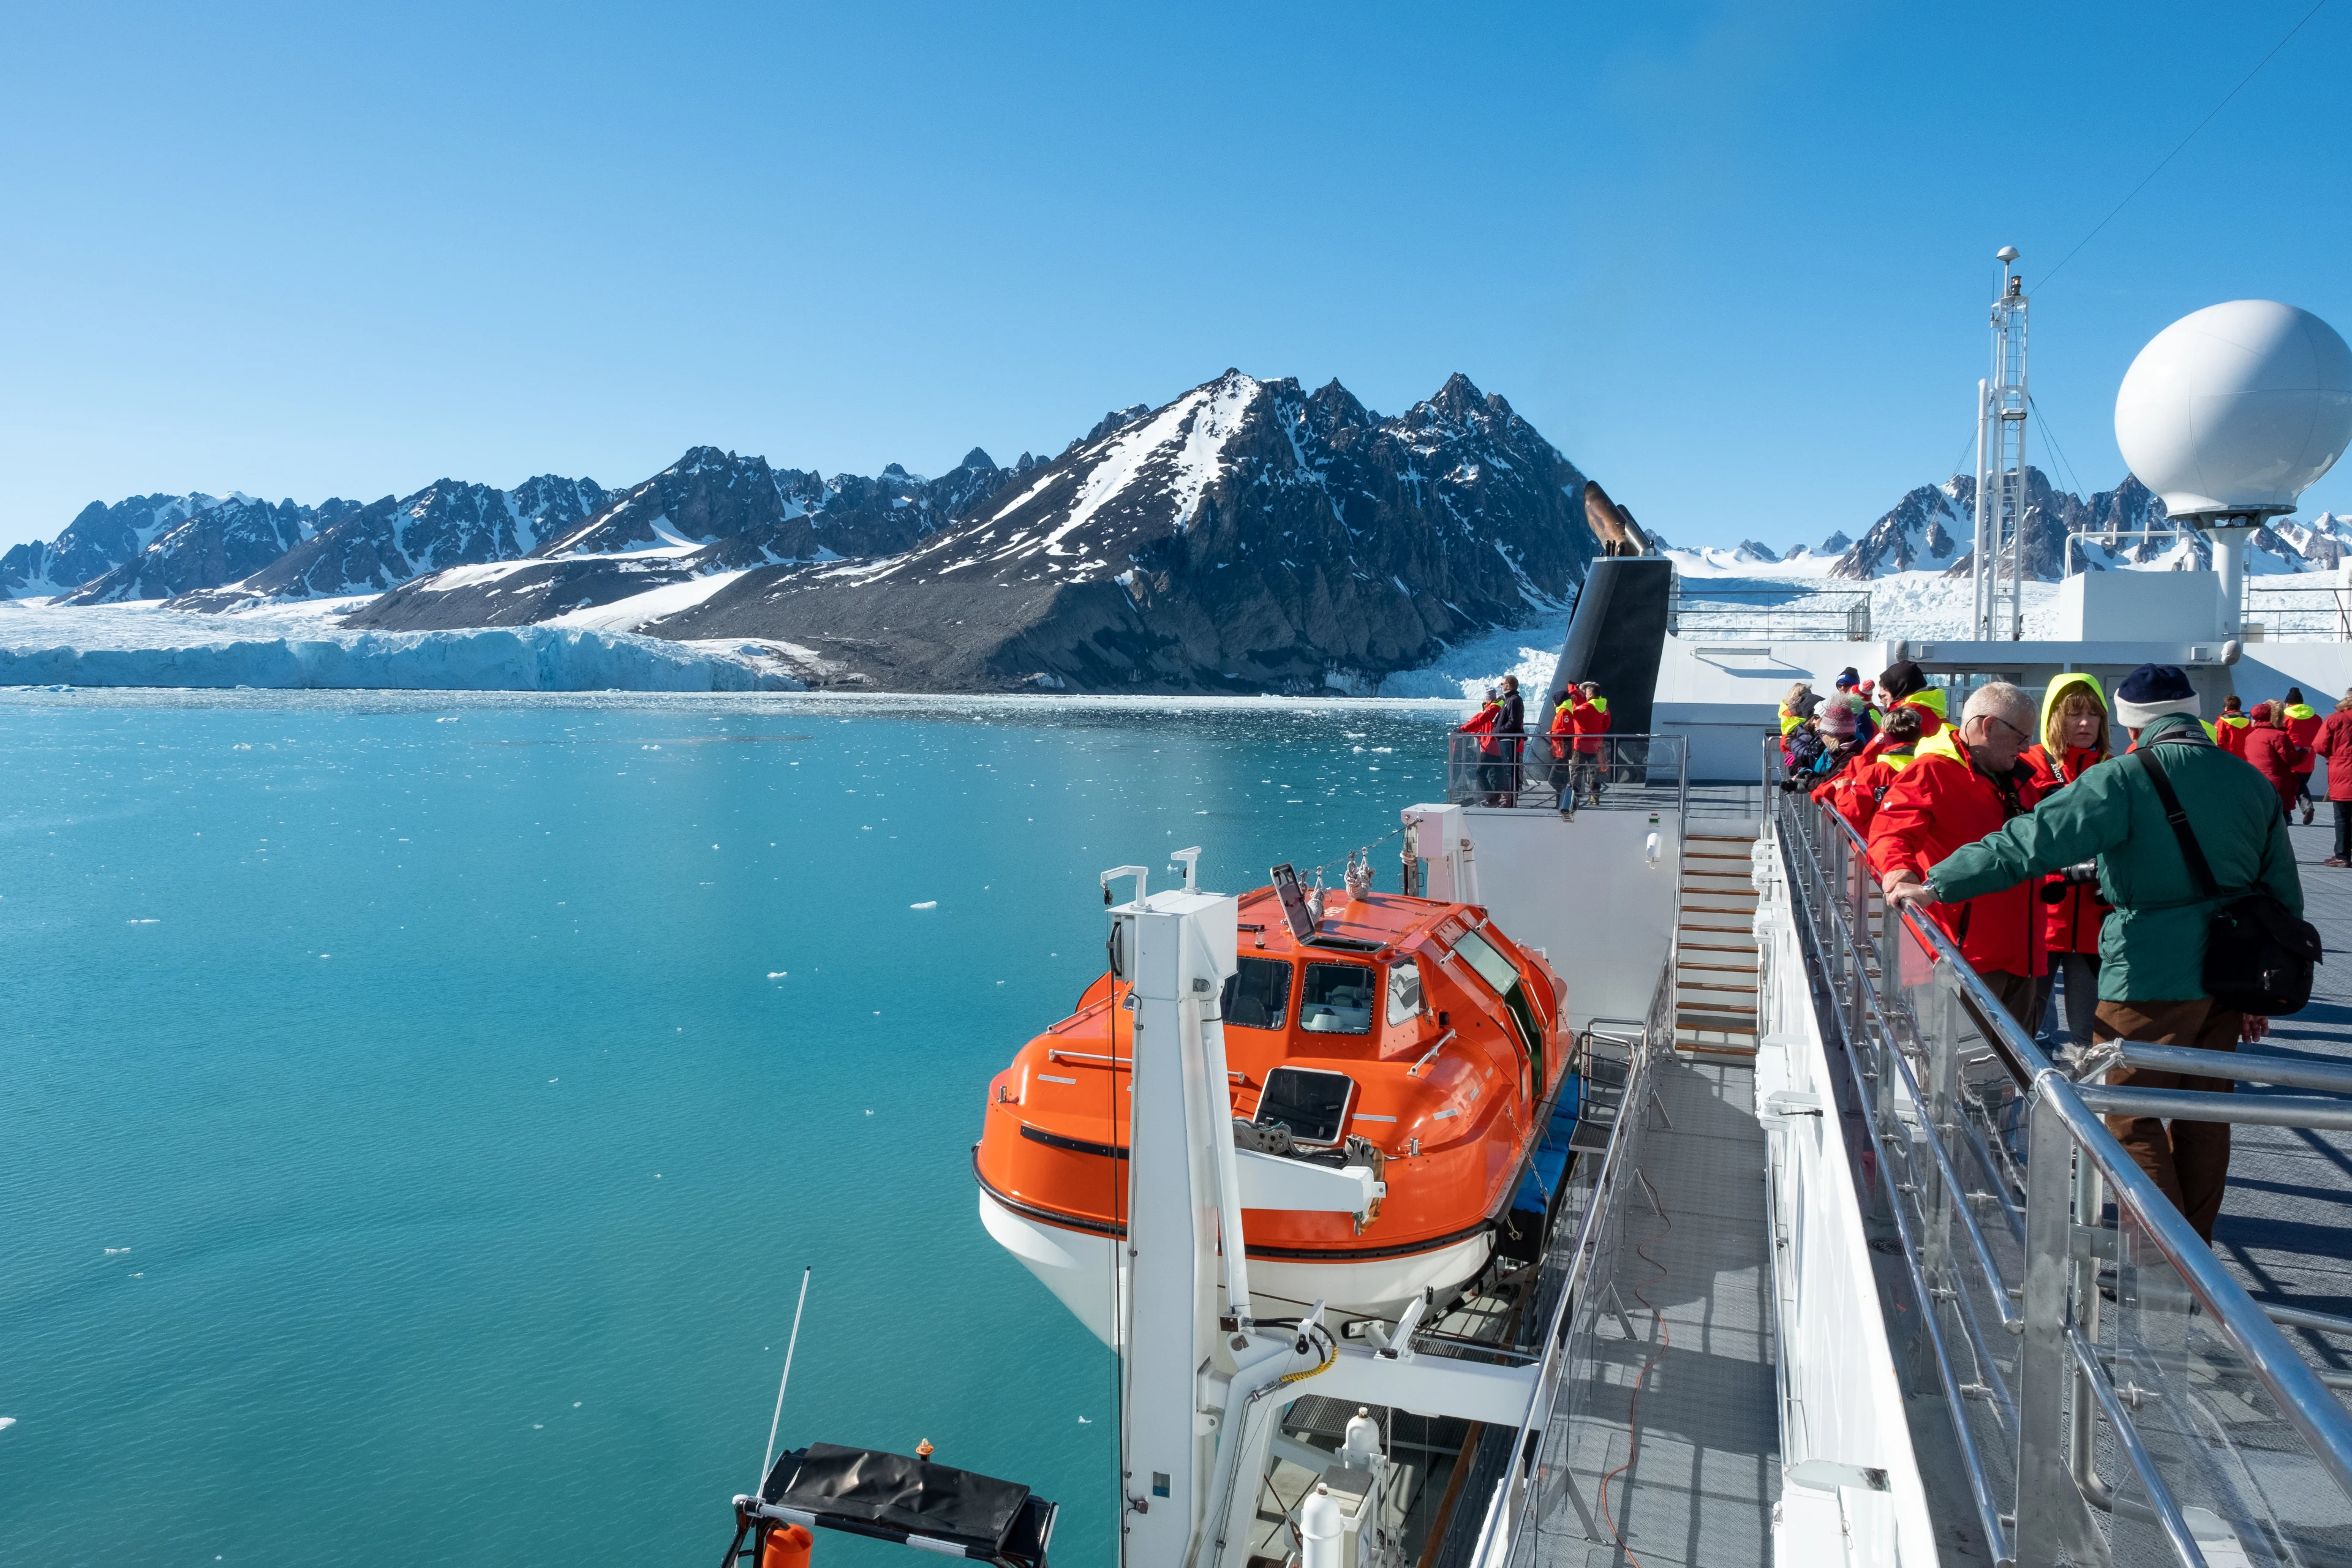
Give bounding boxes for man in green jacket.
[1887,663,2303,1242]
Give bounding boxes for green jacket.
[1929,714,2304,1001]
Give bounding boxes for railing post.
[1917,984,1960,1375]
[2016,1087,2106,1567]
[2067,1140,2103,1502]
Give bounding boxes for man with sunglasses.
[1871,681,2050,1028]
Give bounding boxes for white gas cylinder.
[1300,1483,1344,1568]
[1344,1406,1382,1464]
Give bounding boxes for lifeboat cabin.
[975,877,1573,1342]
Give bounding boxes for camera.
[2039,861,2098,903]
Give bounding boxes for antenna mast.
[1973,247,2030,639]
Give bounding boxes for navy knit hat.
[1834,666,1861,689]
[2114,663,2199,728]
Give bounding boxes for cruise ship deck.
[1501,787,2352,1568]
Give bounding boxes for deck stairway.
[1675,828,1760,1055]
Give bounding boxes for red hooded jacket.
[1822,736,1918,835]
[2020,742,2111,954]
[1869,737,2046,978]
[2314,708,2352,802]
[2216,712,2252,758]
[2242,722,2305,809]
[2285,704,2323,776]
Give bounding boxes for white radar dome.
[2114,300,2352,519]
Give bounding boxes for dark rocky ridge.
[351,370,1595,692]
[179,475,612,609]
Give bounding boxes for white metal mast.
[1974,247,2030,640]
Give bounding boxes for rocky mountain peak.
[959,448,997,471]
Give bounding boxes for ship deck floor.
[2207,813,2352,1397]
[1530,1055,1776,1568]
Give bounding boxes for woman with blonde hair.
[2021,674,2112,1054]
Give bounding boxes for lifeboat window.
[1253,1066,1355,1148]
[1449,928,1521,998]
[1385,960,1424,1027]
[1299,963,1374,1035]
[1221,957,1292,1031]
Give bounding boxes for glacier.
[0,598,805,692]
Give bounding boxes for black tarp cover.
[765,1443,1030,1553]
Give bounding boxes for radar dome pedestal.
[2115,300,2352,634]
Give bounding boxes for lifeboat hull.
[979,1185,1493,1347]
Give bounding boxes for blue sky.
[4,1,2347,552]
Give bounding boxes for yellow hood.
[2037,671,2107,758]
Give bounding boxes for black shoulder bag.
[2139,745,2323,1015]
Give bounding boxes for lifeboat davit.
[974,881,1572,1343]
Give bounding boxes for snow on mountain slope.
[625,369,1595,692]
[39,494,364,604]
[178,475,613,608]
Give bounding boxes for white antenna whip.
[760,1267,812,1491]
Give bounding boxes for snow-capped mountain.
[0,493,356,601]
[178,475,612,608]
[355,370,1596,692]
[540,445,1024,566]
[53,494,368,604]
[1824,469,2352,582]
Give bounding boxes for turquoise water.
[0,691,1454,1567]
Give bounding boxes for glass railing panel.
[2092,1184,2352,1566]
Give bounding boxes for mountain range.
[1668,468,2352,579]
[11,380,2350,692]
[5,372,1594,693]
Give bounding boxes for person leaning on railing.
[1871,681,2049,1028]
[1888,663,2304,1243]
[1819,703,1924,834]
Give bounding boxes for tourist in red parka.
[1821,705,1924,834]
[2020,673,2113,1051]
[2283,687,2323,824]
[1870,682,2048,1026]
[2241,702,2306,820]
[2215,695,2252,758]
[2313,692,2352,866]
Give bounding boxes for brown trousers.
[2093,997,2240,1242]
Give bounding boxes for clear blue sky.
[5,1,2348,552]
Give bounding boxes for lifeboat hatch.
[1253,1066,1356,1148]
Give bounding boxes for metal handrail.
[1485,952,1673,1566]
[1442,731,1686,816]
[1770,771,2352,1566]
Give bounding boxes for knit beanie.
[2114,663,2200,728]
[1834,666,1861,690]
[1878,660,1926,704]
[1820,695,1861,738]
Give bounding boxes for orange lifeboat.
[974,883,1570,1340]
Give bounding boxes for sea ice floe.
[910,900,938,910]
[766,971,788,979]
